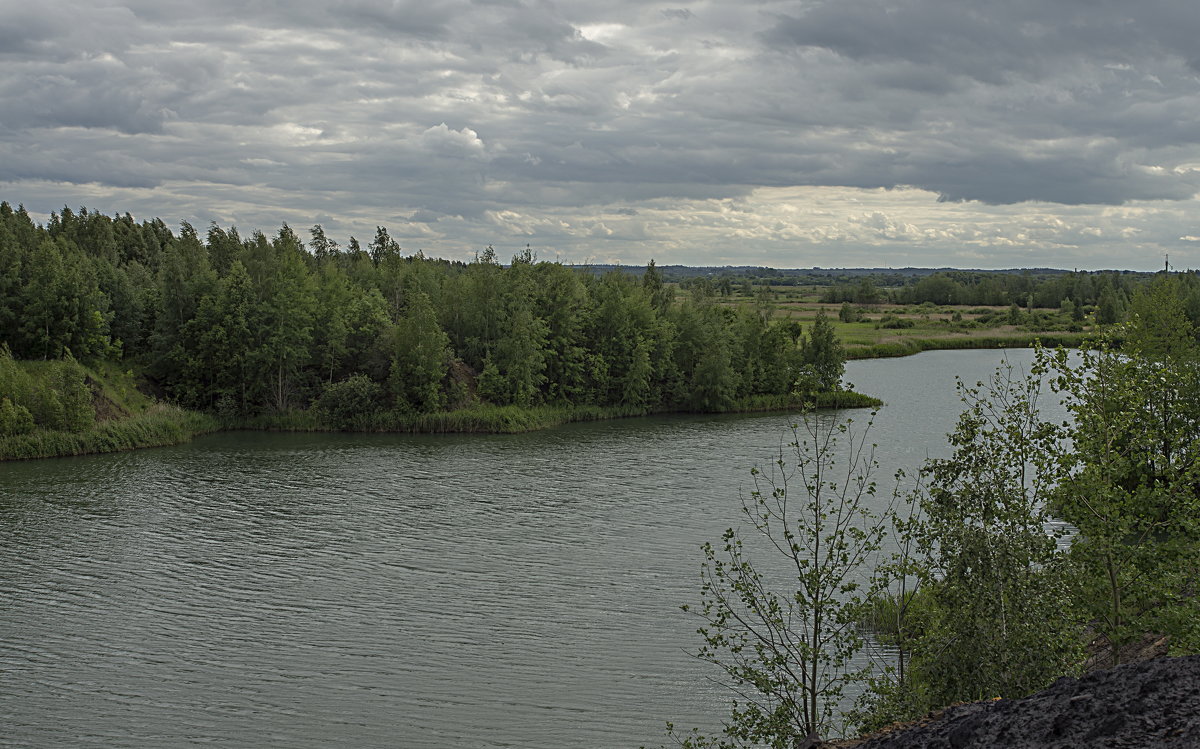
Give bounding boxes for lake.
[0,348,1057,748]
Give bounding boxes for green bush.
[23,362,94,432]
[0,398,34,436]
[52,362,95,432]
[877,315,916,329]
[315,374,386,430]
[28,387,67,430]
[0,405,218,461]
[0,347,35,405]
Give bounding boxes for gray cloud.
[3,0,1200,270]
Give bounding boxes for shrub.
[52,362,95,432]
[0,398,34,436]
[0,346,35,406]
[23,361,95,432]
[315,374,385,430]
[877,315,915,329]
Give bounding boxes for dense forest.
[0,203,863,440]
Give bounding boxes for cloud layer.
[3,0,1200,269]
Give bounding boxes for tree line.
[820,268,1186,323]
[0,203,852,432]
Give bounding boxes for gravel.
[853,655,1200,749]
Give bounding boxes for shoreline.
[2,336,1078,461]
[844,331,1085,360]
[0,390,882,461]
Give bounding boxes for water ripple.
[0,349,1050,749]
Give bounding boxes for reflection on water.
[0,348,1057,748]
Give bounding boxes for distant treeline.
[577,262,1155,293]
[574,264,952,288]
[0,203,854,428]
[581,262,1180,319]
[819,269,1184,316]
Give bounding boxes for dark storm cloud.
[335,1,458,39]
[4,0,1200,268]
[763,0,1200,82]
[756,0,1200,203]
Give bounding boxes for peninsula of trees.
[0,203,872,457]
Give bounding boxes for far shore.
[1,333,1086,462]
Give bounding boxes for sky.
[3,0,1200,271]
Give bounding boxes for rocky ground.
[846,655,1200,749]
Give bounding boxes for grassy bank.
[0,405,219,460]
[234,391,884,436]
[844,332,1087,360]
[231,403,600,434]
[0,355,220,461]
[2,379,881,459]
[721,287,1091,359]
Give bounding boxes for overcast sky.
[4,0,1200,270]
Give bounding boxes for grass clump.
[0,405,218,460]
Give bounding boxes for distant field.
[710,285,1089,356]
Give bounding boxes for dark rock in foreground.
[855,656,1200,749]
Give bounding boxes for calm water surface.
[0,349,1053,748]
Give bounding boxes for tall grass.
[725,391,883,412]
[845,333,1086,360]
[2,389,882,456]
[0,405,219,460]
[240,403,652,434]
[235,394,883,437]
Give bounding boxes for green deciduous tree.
[312,265,353,385]
[477,299,548,408]
[588,271,662,408]
[797,312,845,394]
[676,414,890,746]
[1096,287,1126,325]
[368,225,400,266]
[177,260,256,412]
[250,231,317,412]
[308,224,339,265]
[534,262,591,403]
[1047,321,1200,664]
[671,302,739,412]
[643,258,674,313]
[0,396,34,436]
[907,365,1081,706]
[390,291,451,413]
